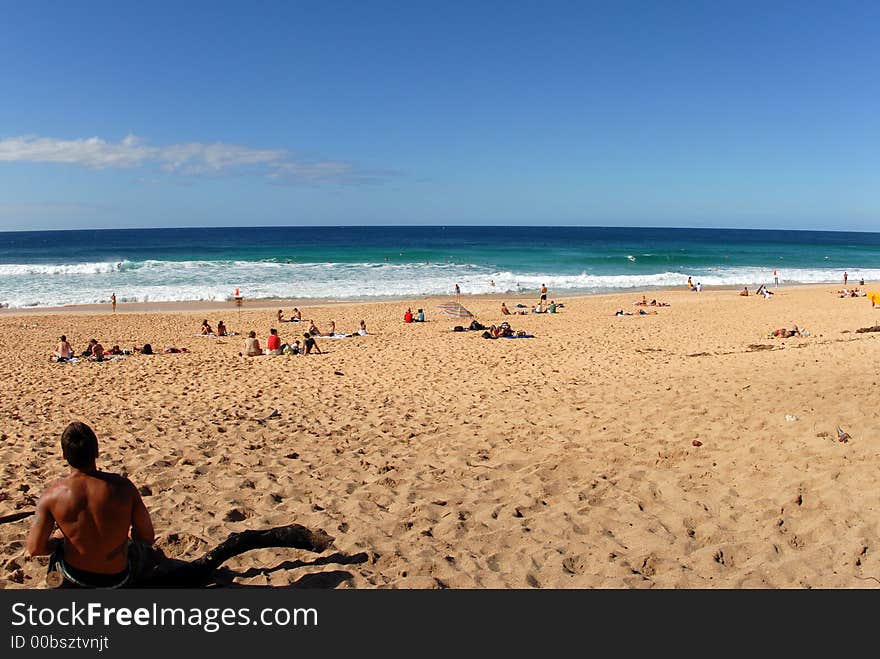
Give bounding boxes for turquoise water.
[0,226,878,308]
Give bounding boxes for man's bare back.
[30,472,153,574]
[27,422,154,580]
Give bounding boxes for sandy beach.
[1,283,879,589]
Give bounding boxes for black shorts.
[540,294,547,300]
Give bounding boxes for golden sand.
[1,284,879,588]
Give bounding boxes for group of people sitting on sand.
[404,308,425,323]
[51,336,187,362]
[242,321,367,356]
[500,301,563,316]
[243,329,322,356]
[633,295,669,307]
[277,308,303,322]
[306,319,368,337]
[834,287,866,298]
[199,319,230,336]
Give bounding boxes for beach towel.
[323,333,353,339]
[502,334,535,339]
[192,332,238,338]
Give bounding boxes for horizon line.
[1,224,879,236]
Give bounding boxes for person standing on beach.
[454,283,461,299]
[110,293,116,313]
[773,270,778,287]
[27,421,155,588]
[539,283,548,310]
[844,272,848,286]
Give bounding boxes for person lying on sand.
[634,295,648,306]
[53,335,74,361]
[243,331,263,356]
[303,332,322,355]
[649,299,670,306]
[27,421,155,588]
[105,345,124,356]
[615,310,633,316]
[638,309,658,315]
[770,325,803,338]
[162,346,189,354]
[134,343,153,355]
[200,320,213,336]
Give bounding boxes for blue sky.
[1,1,878,231]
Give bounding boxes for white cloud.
[0,134,389,184]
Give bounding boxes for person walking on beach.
[110,293,116,313]
[27,421,155,588]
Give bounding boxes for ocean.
[1,226,879,308]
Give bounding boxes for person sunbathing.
[216,321,228,336]
[53,335,74,361]
[501,302,512,315]
[200,320,213,335]
[771,325,802,338]
[105,345,123,356]
[162,345,189,354]
[615,310,633,316]
[27,421,155,588]
[634,295,648,306]
[638,309,658,315]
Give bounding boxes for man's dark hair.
[61,422,98,470]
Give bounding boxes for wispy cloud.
[0,202,111,218]
[0,134,392,184]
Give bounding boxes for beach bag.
[482,331,492,339]
[453,326,465,332]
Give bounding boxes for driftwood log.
[137,523,335,587]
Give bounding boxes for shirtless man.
[53,335,74,361]
[27,422,154,588]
